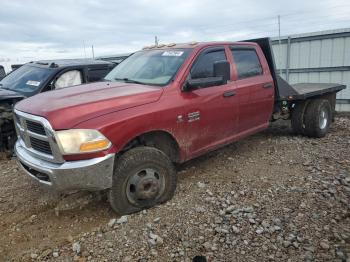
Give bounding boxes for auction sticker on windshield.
[162,51,184,57]
[26,80,41,87]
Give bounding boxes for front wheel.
[108,146,177,215]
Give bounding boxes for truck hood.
[15,81,163,129]
[0,88,25,101]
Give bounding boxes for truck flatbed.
[290,83,346,100]
[276,75,346,100]
[244,38,346,102]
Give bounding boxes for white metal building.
[271,28,350,111]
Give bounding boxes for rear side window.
[88,68,111,82]
[191,50,226,79]
[231,49,262,79]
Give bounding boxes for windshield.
[104,49,192,86]
[0,64,53,96]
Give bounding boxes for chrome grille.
[30,137,52,155]
[14,110,64,163]
[26,120,46,135]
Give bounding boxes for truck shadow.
[177,120,294,175]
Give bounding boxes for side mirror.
[183,76,225,91]
[213,60,230,84]
[182,60,231,92]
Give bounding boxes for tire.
[291,101,309,135]
[0,119,16,156]
[108,146,177,215]
[303,99,332,138]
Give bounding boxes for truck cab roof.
[142,41,258,50]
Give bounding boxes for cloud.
[0,0,349,70]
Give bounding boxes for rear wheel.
[108,146,177,215]
[303,99,332,138]
[291,101,309,135]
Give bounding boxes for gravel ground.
[0,118,349,262]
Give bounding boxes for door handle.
[263,83,273,88]
[223,90,236,97]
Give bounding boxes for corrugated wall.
[271,29,350,111]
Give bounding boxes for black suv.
[0,66,5,81]
[0,59,115,154]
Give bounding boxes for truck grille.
[14,110,64,163]
[26,120,46,135]
[30,137,52,155]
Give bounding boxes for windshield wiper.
[114,78,144,85]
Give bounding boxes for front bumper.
[15,141,115,191]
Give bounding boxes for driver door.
[180,46,239,156]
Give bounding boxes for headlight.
[55,129,111,155]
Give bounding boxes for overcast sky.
[0,0,350,70]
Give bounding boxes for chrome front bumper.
[15,141,115,191]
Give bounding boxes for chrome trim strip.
[26,130,49,141]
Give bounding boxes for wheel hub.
[126,168,164,206]
[135,177,160,199]
[319,109,328,129]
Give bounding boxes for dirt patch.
[0,119,349,261]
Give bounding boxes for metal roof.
[271,28,350,111]
[271,28,350,42]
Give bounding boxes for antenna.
[92,45,95,59]
[278,15,282,76]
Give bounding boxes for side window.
[231,49,263,79]
[55,70,83,89]
[191,50,226,79]
[87,68,110,82]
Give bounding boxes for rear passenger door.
[230,46,274,133]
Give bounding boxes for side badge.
[188,111,200,122]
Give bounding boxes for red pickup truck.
[14,38,346,214]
